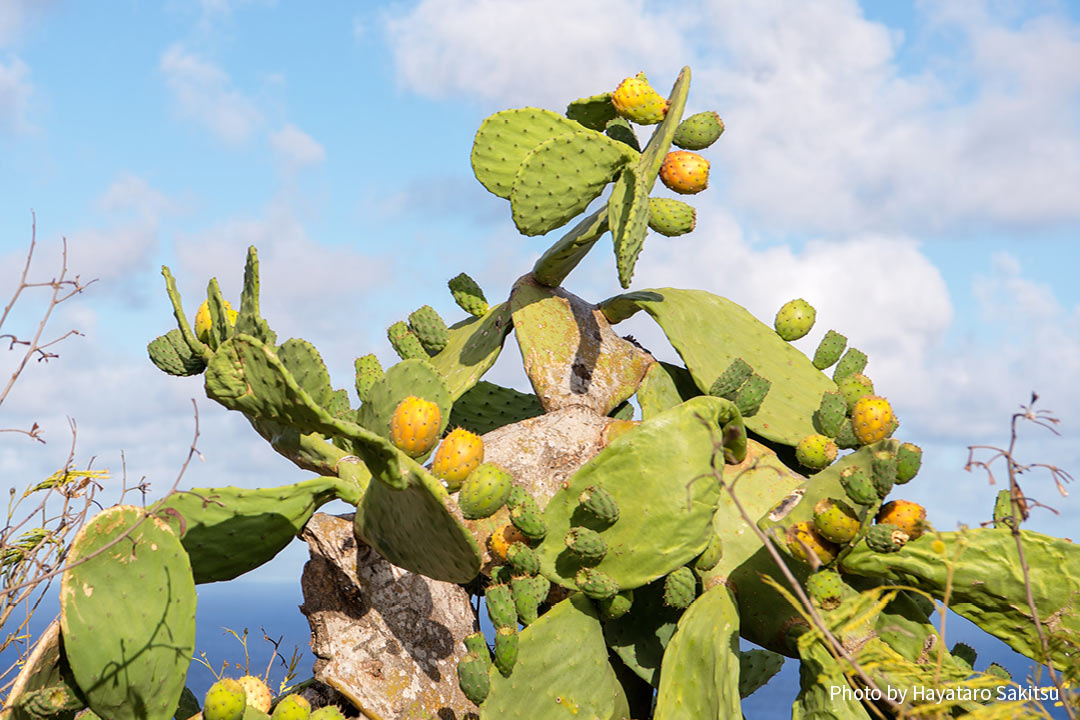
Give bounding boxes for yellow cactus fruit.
[611,72,669,125]
[388,395,442,458]
[194,299,237,343]
[786,520,838,566]
[876,500,927,540]
[431,428,485,491]
[488,523,528,563]
[851,395,895,445]
[236,675,271,712]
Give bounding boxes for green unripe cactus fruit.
[16,686,83,715]
[694,533,723,572]
[832,347,868,381]
[506,541,540,576]
[271,695,311,720]
[672,110,724,150]
[598,589,634,620]
[353,353,383,404]
[464,631,491,661]
[840,466,878,506]
[575,567,619,601]
[837,372,874,412]
[512,574,549,625]
[448,273,489,317]
[812,497,861,544]
[509,495,548,540]
[866,523,909,553]
[493,626,519,676]
[387,320,428,361]
[813,391,847,438]
[812,330,847,370]
[735,373,771,417]
[795,433,838,470]
[709,357,753,400]
[739,649,785,699]
[505,484,530,510]
[834,418,860,450]
[647,197,696,237]
[457,652,491,705]
[458,462,513,519]
[774,298,816,341]
[663,566,697,609]
[895,442,922,484]
[204,678,247,720]
[806,569,844,610]
[564,526,608,563]
[408,305,449,355]
[951,642,977,670]
[871,450,897,498]
[577,485,619,526]
[310,707,347,720]
[485,583,518,629]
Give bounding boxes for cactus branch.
[531,205,609,287]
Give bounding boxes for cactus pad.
[895,442,922,484]
[471,107,583,199]
[493,626,519,677]
[147,328,207,376]
[662,566,697,609]
[812,330,847,370]
[565,92,617,131]
[832,347,868,381]
[408,305,450,354]
[447,272,489,317]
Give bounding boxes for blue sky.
[2,0,1080,699]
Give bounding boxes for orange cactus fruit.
[659,151,710,195]
[786,520,839,565]
[488,523,528,563]
[851,395,895,445]
[876,500,927,540]
[388,395,442,458]
[432,428,485,491]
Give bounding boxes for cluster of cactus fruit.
[8,66,1078,720]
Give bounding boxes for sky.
[1,0,1079,702]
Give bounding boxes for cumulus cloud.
[268,123,326,172]
[383,0,689,109]
[384,0,1080,234]
[160,44,263,145]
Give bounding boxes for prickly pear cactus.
[117,65,1080,720]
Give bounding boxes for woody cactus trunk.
[7,67,1080,720]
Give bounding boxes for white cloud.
[383,0,689,109]
[384,0,1080,234]
[0,56,32,131]
[160,44,262,145]
[268,123,326,171]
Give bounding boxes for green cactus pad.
[204,278,235,351]
[871,450,897,498]
[605,117,640,151]
[812,329,847,370]
[602,577,682,687]
[531,206,611,288]
[277,338,334,408]
[387,320,428,361]
[843,529,1080,671]
[353,353,383,404]
[160,266,213,362]
[448,380,543,435]
[598,589,634,621]
[834,418,860,449]
[509,497,548,542]
[447,272,489,317]
[510,130,632,237]
[480,595,629,719]
[812,390,847,438]
[506,541,540,576]
[60,506,195,720]
[357,358,452,454]
[511,574,549,625]
[428,304,513,402]
[153,476,347,584]
[636,361,701,420]
[734,373,771,417]
[537,396,746,591]
[895,442,922,484]
[708,357,753,401]
[3,620,87,720]
[608,164,652,289]
[993,489,1016,529]
[232,246,277,347]
[457,652,490,705]
[147,329,207,376]
[464,631,490,661]
[738,649,784,698]
[653,586,741,720]
[951,642,977,669]
[600,288,836,445]
[471,107,584,199]
[565,93,616,131]
[408,305,450,355]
